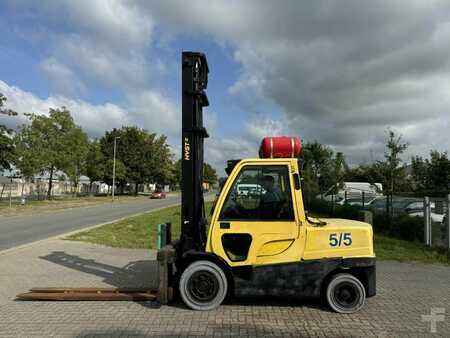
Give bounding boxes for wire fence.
[304,191,450,250]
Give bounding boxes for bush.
[372,211,423,242]
[306,198,424,243]
[305,198,361,219]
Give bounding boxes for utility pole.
[9,176,12,208]
[112,136,120,202]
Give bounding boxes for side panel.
[232,258,376,299]
[303,220,375,260]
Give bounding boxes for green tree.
[170,159,217,189]
[15,107,89,198]
[203,163,218,186]
[300,141,345,194]
[150,134,173,185]
[411,155,428,193]
[344,163,386,186]
[171,159,182,189]
[64,128,89,195]
[102,158,127,190]
[427,150,450,194]
[347,130,409,193]
[383,130,408,193]
[84,140,106,193]
[100,127,172,195]
[0,94,18,171]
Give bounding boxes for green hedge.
[306,198,424,242]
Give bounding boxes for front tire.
[179,260,228,311]
[325,273,366,313]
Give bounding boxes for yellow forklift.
[173,52,375,313]
[18,52,375,313]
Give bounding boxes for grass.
[374,233,450,265]
[67,203,450,265]
[0,194,152,216]
[67,203,184,248]
[67,202,213,249]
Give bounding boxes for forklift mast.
[179,52,209,255]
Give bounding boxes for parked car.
[407,210,444,223]
[337,197,379,206]
[369,197,445,222]
[402,200,446,222]
[369,197,420,213]
[150,191,166,199]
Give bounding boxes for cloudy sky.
[1,1,450,174]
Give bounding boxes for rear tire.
[325,273,366,313]
[179,260,228,311]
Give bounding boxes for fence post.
[389,192,394,221]
[362,191,365,209]
[9,177,12,208]
[157,223,172,250]
[331,194,335,215]
[386,194,389,218]
[165,222,172,245]
[344,191,347,205]
[157,224,165,250]
[446,194,450,250]
[424,197,431,246]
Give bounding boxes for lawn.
[67,203,188,248]
[374,233,450,265]
[0,194,150,216]
[67,203,450,265]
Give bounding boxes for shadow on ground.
[39,251,158,289]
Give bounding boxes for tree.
[15,107,89,198]
[150,134,174,185]
[64,127,89,195]
[100,127,172,195]
[411,155,428,193]
[411,151,450,195]
[102,158,127,190]
[171,159,182,189]
[84,140,106,193]
[203,163,218,186]
[343,131,410,193]
[300,141,345,194]
[0,94,18,171]
[427,150,450,194]
[344,163,386,186]
[170,159,217,189]
[383,130,408,193]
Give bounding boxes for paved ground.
[0,196,180,251]
[0,238,449,337]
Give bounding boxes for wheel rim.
[187,270,220,303]
[333,281,360,308]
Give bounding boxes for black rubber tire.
[325,273,366,314]
[179,260,228,311]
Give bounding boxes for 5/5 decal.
[329,233,352,247]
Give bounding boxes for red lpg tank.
[259,136,302,158]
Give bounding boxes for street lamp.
[112,136,120,202]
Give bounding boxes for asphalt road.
[0,196,181,251]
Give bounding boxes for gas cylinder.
[259,136,302,158]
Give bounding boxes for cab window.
[220,165,294,221]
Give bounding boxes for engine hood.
[303,217,375,260]
[308,217,372,229]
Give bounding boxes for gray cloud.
[143,0,450,164]
[3,0,450,171]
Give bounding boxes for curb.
[0,201,181,256]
